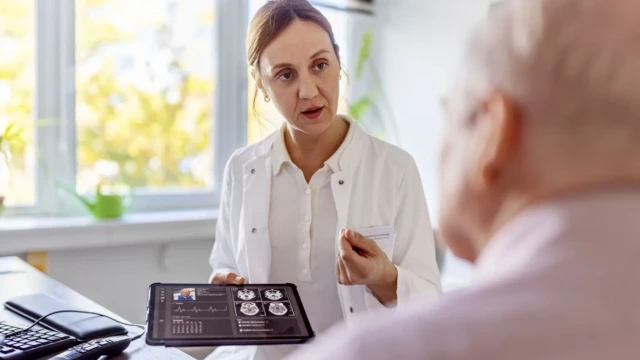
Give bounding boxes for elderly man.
[286,0,640,359]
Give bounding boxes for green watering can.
[59,183,134,219]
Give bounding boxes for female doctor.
[208,0,440,358]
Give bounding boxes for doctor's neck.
[285,116,349,182]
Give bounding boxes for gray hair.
[462,0,640,137]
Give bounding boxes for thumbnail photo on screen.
[174,287,196,301]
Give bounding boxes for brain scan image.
[264,289,284,301]
[237,289,256,301]
[240,302,260,316]
[268,302,288,316]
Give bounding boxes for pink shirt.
[286,188,640,360]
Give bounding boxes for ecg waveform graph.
[172,304,230,318]
[174,306,229,313]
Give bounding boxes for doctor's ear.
[251,70,271,103]
[251,69,263,89]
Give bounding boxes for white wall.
[373,1,495,282]
[374,0,494,222]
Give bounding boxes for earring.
[264,95,271,103]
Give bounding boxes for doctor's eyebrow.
[270,49,331,72]
[309,49,330,59]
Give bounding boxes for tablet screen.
[148,284,312,344]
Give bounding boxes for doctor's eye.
[314,62,329,72]
[277,72,294,81]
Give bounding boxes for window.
[1,0,249,216]
[75,0,215,194]
[0,0,36,207]
[0,0,361,216]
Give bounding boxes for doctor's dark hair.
[247,0,341,111]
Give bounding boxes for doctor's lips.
[301,106,324,119]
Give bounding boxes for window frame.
[3,0,248,217]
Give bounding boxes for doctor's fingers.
[336,257,353,285]
[337,250,367,285]
[338,236,360,263]
[339,236,372,275]
[345,230,381,255]
[212,272,245,285]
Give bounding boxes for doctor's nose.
[298,74,319,100]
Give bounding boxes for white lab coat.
[208,118,441,359]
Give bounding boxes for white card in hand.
[356,226,395,251]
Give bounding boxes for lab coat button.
[338,180,344,185]
[251,228,257,234]
[349,307,354,313]
[250,169,255,174]
[305,188,311,195]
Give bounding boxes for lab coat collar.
[270,115,362,176]
[335,116,367,174]
[271,125,291,176]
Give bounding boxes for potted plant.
[0,121,25,213]
[348,29,398,142]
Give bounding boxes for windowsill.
[0,208,474,292]
[0,209,218,255]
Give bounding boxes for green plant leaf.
[348,83,381,122]
[349,96,374,122]
[2,122,16,138]
[355,30,374,80]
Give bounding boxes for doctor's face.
[256,20,341,137]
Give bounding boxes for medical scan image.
[268,302,288,316]
[236,289,257,301]
[240,302,260,316]
[264,289,284,301]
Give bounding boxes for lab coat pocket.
[356,226,396,260]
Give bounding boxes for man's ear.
[476,92,521,189]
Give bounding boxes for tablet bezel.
[146,283,315,347]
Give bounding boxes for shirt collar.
[473,187,640,284]
[271,116,356,176]
[271,124,292,176]
[473,204,563,284]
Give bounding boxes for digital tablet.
[146,283,314,347]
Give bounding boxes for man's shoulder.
[290,278,570,360]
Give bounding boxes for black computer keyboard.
[0,321,76,360]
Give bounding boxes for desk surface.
[0,257,194,360]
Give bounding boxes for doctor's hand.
[336,229,398,304]
[211,271,245,285]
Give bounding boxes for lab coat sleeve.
[208,156,240,282]
[365,157,442,309]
